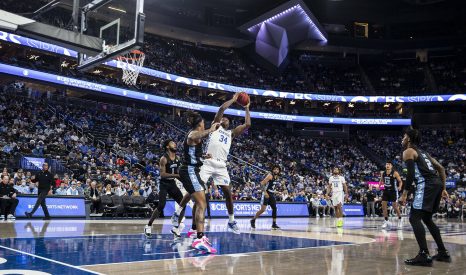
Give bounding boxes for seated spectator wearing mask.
[14,180,28,194]
[26,182,38,195]
[55,182,67,196]
[67,182,79,196]
[86,181,101,213]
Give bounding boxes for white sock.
[175,207,182,215]
[229,214,235,223]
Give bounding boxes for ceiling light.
[108,6,126,13]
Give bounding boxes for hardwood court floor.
[0,217,465,274]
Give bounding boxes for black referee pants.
[30,190,50,217]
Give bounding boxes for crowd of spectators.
[1,82,464,220]
[142,35,367,95]
[365,59,429,95]
[1,1,465,97]
[430,51,466,93]
[0,40,407,119]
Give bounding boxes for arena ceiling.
[7,0,466,48]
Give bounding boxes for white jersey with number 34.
[329,175,345,194]
[205,126,232,162]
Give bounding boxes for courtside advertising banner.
[163,200,309,217]
[16,196,86,217]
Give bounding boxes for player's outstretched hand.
[233,92,241,102]
[244,102,250,109]
[442,189,449,199]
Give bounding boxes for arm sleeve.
[9,186,17,197]
[404,159,415,192]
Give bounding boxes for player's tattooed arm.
[260,174,272,198]
[213,92,240,123]
[188,123,220,142]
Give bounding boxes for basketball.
[237,92,250,106]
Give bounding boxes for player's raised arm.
[213,93,240,124]
[188,123,220,142]
[232,103,251,138]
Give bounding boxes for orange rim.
[116,50,145,61]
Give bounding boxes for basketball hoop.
[116,49,145,85]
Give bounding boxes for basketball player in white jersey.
[327,167,348,227]
[199,92,251,234]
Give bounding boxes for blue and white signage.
[22,157,45,170]
[446,180,456,189]
[1,31,465,103]
[0,63,411,125]
[163,200,310,217]
[16,196,86,218]
[342,204,364,216]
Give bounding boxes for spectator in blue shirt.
[14,180,28,194]
[294,191,308,202]
[2,144,12,154]
[121,166,130,178]
[25,182,38,195]
[55,182,67,196]
[67,182,80,196]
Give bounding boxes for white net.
[117,50,145,85]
